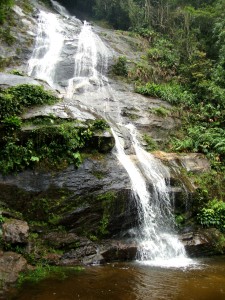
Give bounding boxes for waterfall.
[66,20,110,99]
[27,10,64,89]
[27,2,192,267]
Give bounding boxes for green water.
[9,256,225,300]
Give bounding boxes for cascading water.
[28,1,192,267]
[66,20,112,120]
[27,10,64,89]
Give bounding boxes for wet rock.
[0,251,27,287]
[59,238,97,266]
[180,228,224,257]
[59,239,137,265]
[43,232,81,250]
[0,155,135,237]
[0,73,39,89]
[82,253,105,265]
[22,103,96,121]
[2,219,29,244]
[99,240,138,261]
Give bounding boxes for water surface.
[11,256,225,300]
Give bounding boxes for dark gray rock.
[59,239,137,266]
[0,154,136,237]
[99,240,138,262]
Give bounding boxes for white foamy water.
[66,20,110,99]
[27,10,64,89]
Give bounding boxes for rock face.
[153,151,211,174]
[58,239,137,266]
[180,228,225,257]
[0,251,27,287]
[0,154,136,237]
[0,4,36,72]
[2,219,29,244]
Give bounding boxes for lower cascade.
[28,1,191,266]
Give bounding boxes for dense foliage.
[198,199,225,232]
[0,0,14,24]
[0,84,57,120]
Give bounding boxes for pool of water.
[9,256,225,300]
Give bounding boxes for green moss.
[0,84,58,120]
[97,191,116,237]
[91,170,106,179]
[149,106,171,117]
[143,134,158,152]
[17,265,84,286]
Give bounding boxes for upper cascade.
[27,10,65,89]
[50,0,70,17]
[27,1,191,267]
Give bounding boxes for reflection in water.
[10,257,225,300]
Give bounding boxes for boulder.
[0,251,27,287]
[99,240,137,261]
[59,238,97,266]
[2,219,29,244]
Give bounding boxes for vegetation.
[111,56,128,77]
[198,200,225,232]
[0,84,57,120]
[0,85,110,174]
[18,265,84,286]
[0,0,14,24]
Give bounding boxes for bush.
[0,84,57,120]
[111,56,128,77]
[171,126,225,166]
[198,199,225,232]
[135,82,194,105]
[0,0,14,24]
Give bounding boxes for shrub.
[0,84,57,120]
[149,106,170,117]
[0,0,14,24]
[135,82,194,105]
[198,199,225,232]
[111,56,128,77]
[143,134,158,152]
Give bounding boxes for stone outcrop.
[180,228,225,257]
[58,239,137,266]
[2,219,29,245]
[153,151,211,174]
[0,73,40,89]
